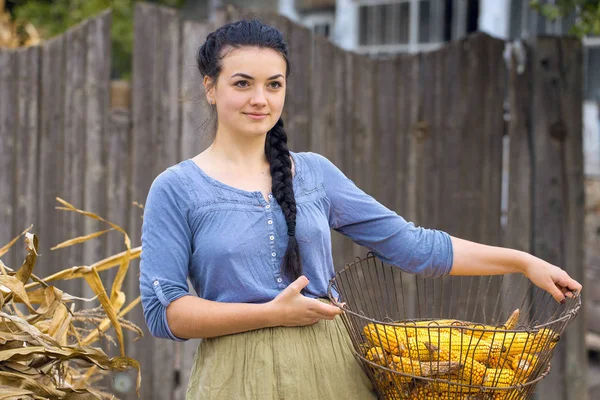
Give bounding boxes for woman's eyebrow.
[230,73,284,80]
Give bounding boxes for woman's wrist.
[262,301,280,328]
[514,250,533,276]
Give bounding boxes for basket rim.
[327,271,582,332]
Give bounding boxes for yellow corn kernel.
[431,345,487,386]
[429,331,505,363]
[401,337,438,361]
[503,309,520,330]
[409,385,463,399]
[494,329,558,356]
[364,324,405,355]
[365,346,392,365]
[431,378,481,394]
[510,352,540,380]
[484,368,517,388]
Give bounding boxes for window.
[303,13,335,38]
[314,22,331,37]
[356,0,477,55]
[585,44,600,101]
[509,0,577,39]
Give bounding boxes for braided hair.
[196,20,302,282]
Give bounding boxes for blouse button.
[268,220,273,225]
[153,281,159,286]
[269,235,275,240]
[271,252,276,257]
[277,278,282,283]
[266,205,271,209]
[268,194,273,199]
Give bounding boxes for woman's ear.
[204,75,215,104]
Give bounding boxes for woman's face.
[206,46,287,139]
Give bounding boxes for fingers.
[547,280,567,303]
[287,275,310,293]
[308,299,343,320]
[554,272,583,299]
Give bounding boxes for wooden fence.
[0,3,586,399]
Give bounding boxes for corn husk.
[0,197,142,399]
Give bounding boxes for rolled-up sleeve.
[314,153,453,278]
[140,169,192,341]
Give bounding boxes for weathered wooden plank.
[479,34,505,248]
[130,4,161,400]
[373,56,399,211]
[102,99,134,395]
[412,49,440,232]
[309,35,334,158]
[0,49,17,270]
[347,53,375,260]
[504,40,534,348]
[474,34,506,324]
[452,34,505,323]
[83,11,111,303]
[62,21,88,300]
[285,20,311,152]
[558,36,586,400]
[337,51,356,266]
[155,6,181,176]
[414,46,446,320]
[180,20,213,159]
[330,44,348,272]
[395,53,420,319]
[529,36,585,400]
[38,36,66,282]
[15,46,40,271]
[149,7,182,399]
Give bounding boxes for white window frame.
[303,12,336,37]
[354,0,450,55]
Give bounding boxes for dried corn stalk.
[0,197,143,399]
[0,1,40,48]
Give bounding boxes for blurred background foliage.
[6,0,185,79]
[530,0,600,37]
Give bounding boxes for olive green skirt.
[185,300,377,400]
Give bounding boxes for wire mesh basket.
[327,253,581,400]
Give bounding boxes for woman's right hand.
[267,276,343,327]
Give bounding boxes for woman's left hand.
[522,253,583,303]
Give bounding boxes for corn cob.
[427,331,505,363]
[402,320,467,338]
[365,346,392,364]
[424,342,487,385]
[483,368,517,388]
[504,309,520,330]
[462,309,521,341]
[510,352,540,380]
[365,346,463,384]
[408,385,438,399]
[364,322,450,354]
[364,324,405,355]
[408,385,466,399]
[430,378,481,394]
[492,329,558,356]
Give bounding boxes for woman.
[139,19,582,399]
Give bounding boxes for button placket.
[264,194,282,286]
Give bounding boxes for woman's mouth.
[244,113,268,120]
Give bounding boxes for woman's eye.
[269,81,283,89]
[235,80,249,88]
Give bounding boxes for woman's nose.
[250,88,267,105]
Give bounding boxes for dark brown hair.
[196,20,302,282]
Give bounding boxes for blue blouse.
[139,151,454,341]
